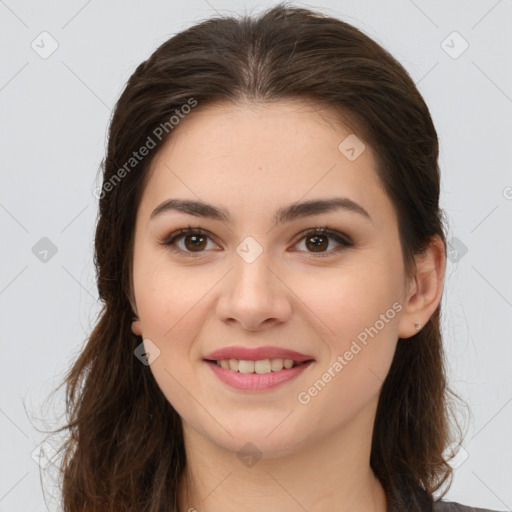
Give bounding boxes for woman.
[52,4,504,511]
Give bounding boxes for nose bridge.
[217,237,292,329]
[231,240,274,302]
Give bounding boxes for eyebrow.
[150,197,372,225]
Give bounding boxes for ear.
[131,317,143,337]
[397,234,446,339]
[129,294,143,337]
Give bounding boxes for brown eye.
[304,234,329,252]
[183,233,208,252]
[161,226,352,258]
[294,228,352,257]
[161,227,218,256]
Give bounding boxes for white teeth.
[254,359,271,374]
[270,358,284,371]
[238,360,255,374]
[215,358,299,374]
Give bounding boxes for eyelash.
[160,225,353,258]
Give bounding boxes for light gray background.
[1,1,511,511]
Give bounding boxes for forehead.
[138,99,393,229]
[158,98,366,158]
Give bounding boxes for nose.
[216,251,293,331]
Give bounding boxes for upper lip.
[204,346,314,362]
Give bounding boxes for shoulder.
[433,499,506,512]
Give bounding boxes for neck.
[177,398,388,512]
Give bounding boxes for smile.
[212,358,307,374]
[202,346,315,390]
[204,359,314,391]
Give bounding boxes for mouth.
[202,346,315,390]
[204,346,314,364]
[204,358,314,374]
[205,358,313,375]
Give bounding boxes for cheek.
[298,263,401,342]
[133,263,207,412]
[294,260,401,409]
[133,246,211,338]
[297,281,400,429]
[132,258,218,412]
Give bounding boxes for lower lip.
[205,360,314,391]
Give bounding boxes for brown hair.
[46,4,465,511]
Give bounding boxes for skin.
[130,99,445,512]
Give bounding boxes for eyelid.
[159,225,353,257]
[160,226,220,254]
[291,227,353,258]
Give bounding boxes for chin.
[195,416,311,460]
[223,435,305,461]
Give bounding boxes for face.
[130,99,415,457]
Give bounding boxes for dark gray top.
[386,482,506,512]
[433,501,506,512]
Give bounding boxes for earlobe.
[129,291,142,336]
[397,235,446,339]
[131,318,142,336]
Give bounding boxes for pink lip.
[205,360,314,391]
[203,346,314,362]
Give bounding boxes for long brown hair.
[45,4,465,510]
